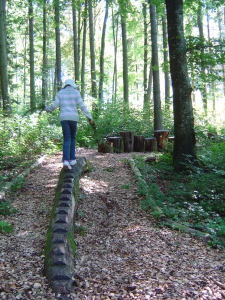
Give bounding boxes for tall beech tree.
[149,3,162,130]
[72,0,79,83]
[120,11,129,105]
[197,2,207,112]
[162,14,170,109]
[29,0,35,109]
[99,0,108,102]
[42,0,48,103]
[165,0,198,172]
[111,6,119,103]
[88,0,97,99]
[54,0,62,91]
[81,0,88,99]
[143,1,151,112]
[0,0,11,115]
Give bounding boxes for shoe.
[63,160,72,170]
[70,160,77,166]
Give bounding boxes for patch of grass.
[0,200,17,215]
[121,184,130,189]
[0,221,13,233]
[11,176,25,191]
[74,224,87,236]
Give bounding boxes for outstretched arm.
[45,96,60,112]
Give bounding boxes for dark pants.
[60,120,77,162]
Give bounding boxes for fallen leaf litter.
[0,148,225,299]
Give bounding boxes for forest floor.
[0,148,225,300]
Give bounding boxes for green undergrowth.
[133,140,225,247]
[0,200,17,233]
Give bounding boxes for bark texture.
[165,0,197,171]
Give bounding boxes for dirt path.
[1,148,225,299]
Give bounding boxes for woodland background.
[1,1,225,243]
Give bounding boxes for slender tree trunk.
[206,10,215,110]
[143,2,150,112]
[149,3,162,130]
[0,0,11,115]
[162,14,170,110]
[88,0,97,99]
[72,0,79,82]
[99,0,108,102]
[197,4,207,113]
[54,0,62,91]
[218,8,225,97]
[42,0,48,103]
[81,0,87,99]
[165,0,198,172]
[121,15,129,105]
[112,6,118,103]
[29,0,36,109]
[23,29,28,104]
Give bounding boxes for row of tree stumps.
[98,130,171,153]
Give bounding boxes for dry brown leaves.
[1,149,225,300]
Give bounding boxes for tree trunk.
[112,7,118,103]
[54,0,62,91]
[121,14,129,106]
[81,0,87,99]
[162,14,170,110]
[42,0,48,103]
[0,0,11,115]
[165,0,198,172]
[142,2,150,112]
[120,131,134,152]
[88,0,97,99]
[197,4,207,113]
[29,0,35,109]
[149,3,162,130]
[218,8,225,97]
[72,0,79,82]
[99,0,108,102]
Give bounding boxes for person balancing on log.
[45,78,94,170]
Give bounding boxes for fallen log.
[44,157,88,294]
[129,158,165,220]
[129,158,212,242]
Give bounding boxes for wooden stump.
[133,135,145,152]
[154,130,170,151]
[98,141,113,153]
[120,131,134,152]
[108,136,124,153]
[145,137,157,152]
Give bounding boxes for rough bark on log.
[133,135,145,152]
[108,136,124,153]
[44,157,88,294]
[154,130,170,151]
[144,137,157,152]
[120,131,134,152]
